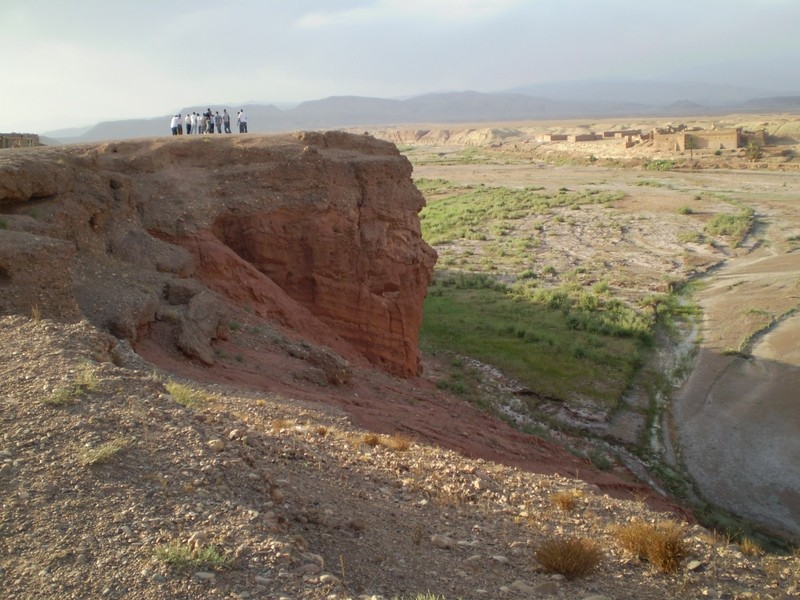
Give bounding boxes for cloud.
[298,0,524,28]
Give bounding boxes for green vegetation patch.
[154,542,232,570]
[422,274,650,408]
[644,159,676,171]
[410,147,523,167]
[419,179,623,246]
[705,207,754,247]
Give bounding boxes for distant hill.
[507,80,778,107]
[43,81,800,143]
[739,96,800,111]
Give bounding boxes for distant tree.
[684,135,698,160]
[745,141,762,162]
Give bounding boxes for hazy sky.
[3,0,799,133]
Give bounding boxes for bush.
[615,520,688,573]
[362,433,380,446]
[535,537,603,579]
[745,141,762,161]
[644,159,676,171]
[550,490,582,511]
[677,206,693,215]
[380,434,414,452]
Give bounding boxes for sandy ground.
[411,147,800,540]
[673,238,800,538]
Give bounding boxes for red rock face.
[208,201,435,376]
[0,132,436,377]
[160,132,437,376]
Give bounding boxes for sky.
[3,0,800,133]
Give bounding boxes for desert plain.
[383,113,800,540]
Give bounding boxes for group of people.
[169,108,248,135]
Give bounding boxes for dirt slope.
[3,315,799,600]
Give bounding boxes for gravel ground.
[2,315,799,600]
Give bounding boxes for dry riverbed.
[410,146,800,542]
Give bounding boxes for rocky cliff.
[0,132,436,377]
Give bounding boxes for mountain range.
[43,80,800,144]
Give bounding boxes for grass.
[705,208,755,247]
[587,448,613,471]
[77,436,128,466]
[154,542,233,570]
[43,387,78,406]
[422,274,651,409]
[535,537,603,579]
[419,180,623,246]
[677,230,704,244]
[410,147,517,167]
[614,520,688,573]
[165,381,211,409]
[43,363,99,406]
[75,363,99,390]
[416,177,672,411]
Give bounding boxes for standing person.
[199,112,208,134]
[222,109,231,134]
[239,109,247,133]
[177,114,183,135]
[169,114,179,135]
[184,113,192,135]
[190,112,198,134]
[214,111,222,135]
[206,108,214,133]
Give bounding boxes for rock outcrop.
[0,132,436,376]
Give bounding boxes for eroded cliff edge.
[0,132,437,377]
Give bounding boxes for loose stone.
[430,534,454,549]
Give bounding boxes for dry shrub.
[738,536,763,557]
[615,520,688,573]
[362,433,380,447]
[550,489,583,512]
[535,537,602,580]
[270,418,292,433]
[380,433,413,452]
